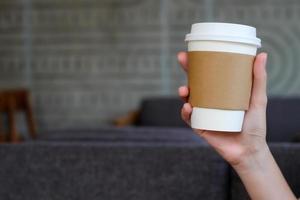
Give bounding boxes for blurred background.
[0,1,300,199]
[1,0,300,131]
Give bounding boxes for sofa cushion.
[292,133,300,142]
[266,98,300,142]
[136,97,188,127]
[230,143,300,200]
[0,142,229,200]
[136,97,300,142]
[38,127,202,144]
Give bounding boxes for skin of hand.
[177,51,268,166]
[177,52,297,200]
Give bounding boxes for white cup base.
[191,107,245,132]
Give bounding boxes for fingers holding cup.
[177,52,188,72]
[178,86,189,102]
[181,103,192,125]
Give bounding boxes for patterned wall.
[0,0,299,130]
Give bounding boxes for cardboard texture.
[188,51,255,110]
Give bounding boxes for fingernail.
[183,103,188,110]
[177,52,183,59]
[184,103,191,112]
[178,86,183,94]
[263,53,268,67]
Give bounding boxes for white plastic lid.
[185,22,261,47]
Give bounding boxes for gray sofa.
[0,128,299,200]
[136,97,300,142]
[1,128,230,200]
[0,97,299,200]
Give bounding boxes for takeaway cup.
[185,22,261,132]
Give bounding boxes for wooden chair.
[0,89,37,143]
[113,110,140,127]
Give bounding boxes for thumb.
[249,52,268,111]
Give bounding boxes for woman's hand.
[177,51,268,167]
[177,51,297,200]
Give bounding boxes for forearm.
[233,144,297,200]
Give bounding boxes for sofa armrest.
[0,142,229,200]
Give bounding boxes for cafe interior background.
[0,0,300,199]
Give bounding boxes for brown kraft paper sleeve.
[188,51,255,110]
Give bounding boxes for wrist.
[230,142,297,200]
[232,141,271,173]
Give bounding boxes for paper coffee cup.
[185,23,261,132]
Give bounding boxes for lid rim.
[185,34,261,47]
[186,22,261,47]
[192,22,256,30]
